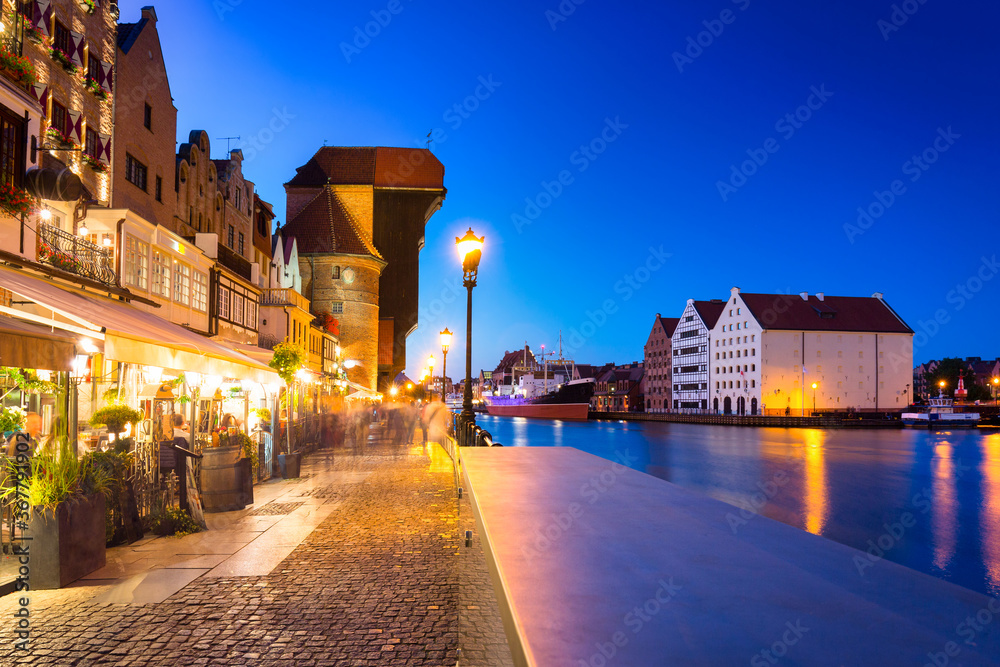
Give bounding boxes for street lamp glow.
[939,380,946,388]
[811,382,818,390]
[389,386,398,397]
[440,328,452,351]
[455,227,485,267]
[427,354,434,370]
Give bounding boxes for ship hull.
[486,402,590,421]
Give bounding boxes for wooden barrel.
[200,446,246,512]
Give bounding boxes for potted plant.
[268,341,307,478]
[0,405,26,437]
[201,430,254,512]
[3,441,110,589]
[80,0,96,15]
[45,126,75,149]
[90,403,144,443]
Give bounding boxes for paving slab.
[462,446,1000,667]
[87,568,212,604]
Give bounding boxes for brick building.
[643,314,679,413]
[112,6,176,228]
[591,363,645,413]
[283,147,446,391]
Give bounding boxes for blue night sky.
[124,0,999,377]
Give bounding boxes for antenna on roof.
[426,130,433,151]
[217,136,240,155]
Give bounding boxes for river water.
[475,414,1000,598]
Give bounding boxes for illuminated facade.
[643,314,678,413]
[671,299,724,412]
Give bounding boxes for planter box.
[30,494,107,589]
[278,451,301,479]
[201,446,252,513]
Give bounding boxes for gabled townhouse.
[591,362,644,413]
[671,299,725,412]
[643,314,679,413]
[710,287,913,415]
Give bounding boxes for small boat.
[901,395,980,429]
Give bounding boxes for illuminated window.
[192,272,207,312]
[151,250,170,297]
[173,261,190,306]
[218,286,230,319]
[124,235,148,290]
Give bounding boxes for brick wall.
[111,8,177,226]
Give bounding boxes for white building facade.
[711,287,914,415]
[671,299,724,412]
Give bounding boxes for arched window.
[751,364,755,371]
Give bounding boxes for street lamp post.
[427,354,435,401]
[993,377,999,406]
[456,228,484,428]
[440,328,452,404]
[811,382,817,414]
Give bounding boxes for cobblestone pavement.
[0,437,461,666]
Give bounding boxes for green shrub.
[90,404,144,438]
[147,507,201,537]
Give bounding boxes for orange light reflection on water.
[932,441,957,571]
[803,429,828,536]
[981,433,1000,593]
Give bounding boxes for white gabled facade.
[710,289,763,416]
[671,300,722,412]
[710,287,914,415]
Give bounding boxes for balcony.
[260,287,310,311]
[217,243,251,281]
[36,221,117,286]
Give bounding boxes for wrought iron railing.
[36,221,118,286]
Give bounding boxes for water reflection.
[802,429,828,536]
[931,441,958,572]
[982,434,1000,593]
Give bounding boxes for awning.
[0,314,78,370]
[0,265,278,384]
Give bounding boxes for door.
[723,396,732,415]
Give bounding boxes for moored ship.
[485,378,595,420]
[902,379,980,428]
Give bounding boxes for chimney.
[872,292,884,300]
[141,6,158,23]
[816,292,824,301]
[799,292,809,301]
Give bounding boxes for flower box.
[80,0,96,15]
[85,77,108,101]
[0,182,36,218]
[0,47,38,86]
[81,153,108,173]
[49,47,77,74]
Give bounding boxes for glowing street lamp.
[456,228,484,430]
[811,382,818,413]
[440,328,452,403]
[993,376,999,405]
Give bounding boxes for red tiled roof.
[373,147,445,189]
[739,293,913,333]
[493,347,536,375]
[281,189,382,259]
[285,147,445,190]
[692,300,726,328]
[657,316,680,337]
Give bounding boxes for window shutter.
[98,132,111,164]
[67,110,82,144]
[100,61,113,93]
[33,0,53,38]
[70,31,85,68]
[31,84,48,110]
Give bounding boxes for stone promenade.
[0,435,461,666]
